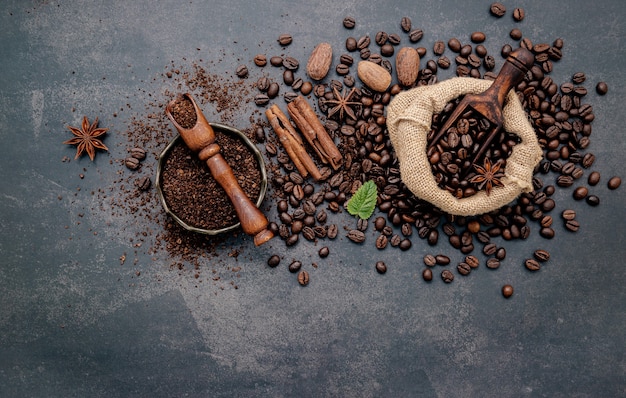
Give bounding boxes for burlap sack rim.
[386,77,543,216]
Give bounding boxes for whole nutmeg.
[357,61,392,92]
[395,47,420,87]
[306,42,333,81]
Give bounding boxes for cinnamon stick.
[287,95,343,170]
[265,104,323,181]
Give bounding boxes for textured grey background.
[1,0,625,397]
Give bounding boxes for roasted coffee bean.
[400,16,412,32]
[375,234,388,250]
[297,270,309,286]
[470,31,486,43]
[356,218,368,232]
[347,229,366,243]
[525,258,541,271]
[423,254,437,267]
[130,147,146,160]
[286,234,299,246]
[345,37,357,52]
[465,255,480,268]
[540,227,555,239]
[588,171,601,186]
[586,195,600,206]
[124,157,140,170]
[490,2,506,17]
[253,54,267,67]
[457,262,471,276]
[441,270,454,283]
[277,34,293,46]
[486,258,500,269]
[302,226,315,241]
[596,81,608,95]
[495,247,507,261]
[408,29,424,43]
[375,261,387,274]
[282,56,299,70]
[288,260,302,273]
[390,234,402,247]
[235,64,248,78]
[483,243,497,256]
[433,40,445,55]
[435,254,450,265]
[565,219,580,232]
[318,246,330,258]
[512,7,525,21]
[534,249,551,262]
[399,239,412,251]
[284,92,298,103]
[343,16,356,29]
[267,82,280,98]
[357,35,370,49]
[510,28,523,40]
[422,268,433,282]
[573,186,588,200]
[282,69,294,86]
[269,56,283,67]
[562,209,577,220]
[135,176,151,191]
[608,176,622,190]
[267,255,281,267]
[502,285,514,298]
[327,224,338,239]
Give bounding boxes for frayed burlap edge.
[386,77,543,216]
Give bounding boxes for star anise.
[469,157,505,196]
[324,87,361,122]
[63,116,109,161]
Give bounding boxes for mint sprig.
[346,180,378,220]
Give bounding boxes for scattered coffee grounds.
[159,130,262,231]
[169,95,197,129]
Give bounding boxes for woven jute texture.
[386,77,543,216]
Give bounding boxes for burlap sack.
[386,77,543,216]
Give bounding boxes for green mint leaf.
[347,180,378,220]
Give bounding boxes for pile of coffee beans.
[238,4,620,294]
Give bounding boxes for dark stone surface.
[1,1,625,397]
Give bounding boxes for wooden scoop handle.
[166,93,273,246]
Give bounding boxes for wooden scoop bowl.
[165,93,273,246]
[428,47,535,169]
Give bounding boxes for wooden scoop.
[165,93,274,246]
[428,47,535,169]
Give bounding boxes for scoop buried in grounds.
[165,93,274,246]
[427,47,535,172]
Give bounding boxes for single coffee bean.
[457,262,471,276]
[586,195,600,206]
[562,209,576,220]
[565,219,580,232]
[512,8,525,21]
[433,40,445,55]
[441,270,454,283]
[483,243,497,256]
[130,147,147,160]
[124,157,140,170]
[267,255,281,268]
[534,249,551,262]
[540,227,555,239]
[423,254,437,267]
[465,255,480,268]
[400,16,412,32]
[490,2,506,17]
[288,260,302,273]
[343,16,356,29]
[573,186,588,200]
[267,82,280,98]
[297,270,309,286]
[502,285,514,298]
[375,234,388,250]
[408,29,424,43]
[235,64,248,78]
[588,171,601,186]
[327,224,338,239]
[448,37,461,52]
[282,56,299,70]
[285,234,299,246]
[495,247,507,261]
[596,81,608,95]
[608,176,621,190]
[399,239,412,251]
[510,28,523,40]
[269,56,283,67]
[347,229,366,243]
[375,261,387,274]
[277,34,293,46]
[435,254,450,265]
[135,176,151,191]
[470,31,486,43]
[422,268,433,282]
[319,246,330,258]
[253,54,267,67]
[525,258,541,271]
[486,258,500,269]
